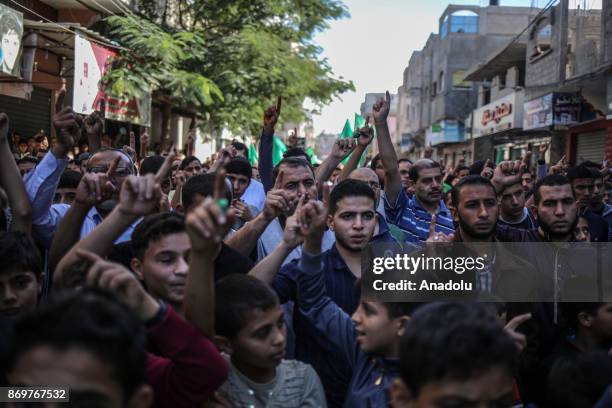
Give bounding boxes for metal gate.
[0,87,51,138]
[576,129,607,163]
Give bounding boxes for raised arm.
[373,91,402,203]
[139,130,149,159]
[260,96,281,192]
[185,170,235,338]
[25,91,82,247]
[83,111,103,153]
[296,199,359,368]
[339,120,374,182]
[0,113,32,233]
[315,138,356,183]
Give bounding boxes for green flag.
[248,143,259,166]
[340,119,353,139]
[339,119,353,165]
[272,135,287,166]
[354,113,365,130]
[352,114,370,167]
[306,146,322,165]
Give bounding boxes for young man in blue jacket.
[293,191,421,407]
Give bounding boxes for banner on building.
[0,4,23,77]
[523,93,582,131]
[73,35,151,127]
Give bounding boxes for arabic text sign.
[472,91,523,138]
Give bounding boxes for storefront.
[567,119,611,164]
[470,90,549,162]
[524,92,608,165]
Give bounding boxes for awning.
[39,0,128,14]
[23,19,122,59]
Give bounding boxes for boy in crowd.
[76,249,229,407]
[225,157,258,228]
[294,193,421,406]
[17,156,38,177]
[497,178,538,230]
[391,302,518,408]
[566,164,609,242]
[182,194,326,407]
[213,275,326,407]
[53,169,81,205]
[0,232,42,318]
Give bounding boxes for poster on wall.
[0,4,23,77]
[73,35,151,127]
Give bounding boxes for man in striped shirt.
[370,92,455,244]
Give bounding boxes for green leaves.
[102,0,354,135]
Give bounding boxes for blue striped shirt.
[383,190,455,244]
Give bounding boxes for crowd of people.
[1,89,612,408]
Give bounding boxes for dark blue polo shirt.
[272,245,358,407]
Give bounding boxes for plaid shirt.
[384,190,455,245]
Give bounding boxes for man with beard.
[372,92,454,244]
[431,175,538,298]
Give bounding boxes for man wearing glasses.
[24,103,137,250]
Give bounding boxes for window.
[431,82,437,97]
[406,105,410,120]
[452,70,471,89]
[441,15,449,38]
[449,10,478,35]
[438,71,444,92]
[531,18,552,59]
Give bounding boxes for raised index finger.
[428,215,437,239]
[106,156,121,178]
[55,88,66,113]
[214,168,227,201]
[506,313,532,331]
[276,96,282,115]
[155,144,176,184]
[274,169,284,190]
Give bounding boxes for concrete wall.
[406,4,541,145]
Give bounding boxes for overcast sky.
[310,0,550,135]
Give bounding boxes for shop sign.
[523,93,581,130]
[472,91,523,138]
[73,35,151,127]
[426,120,464,146]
